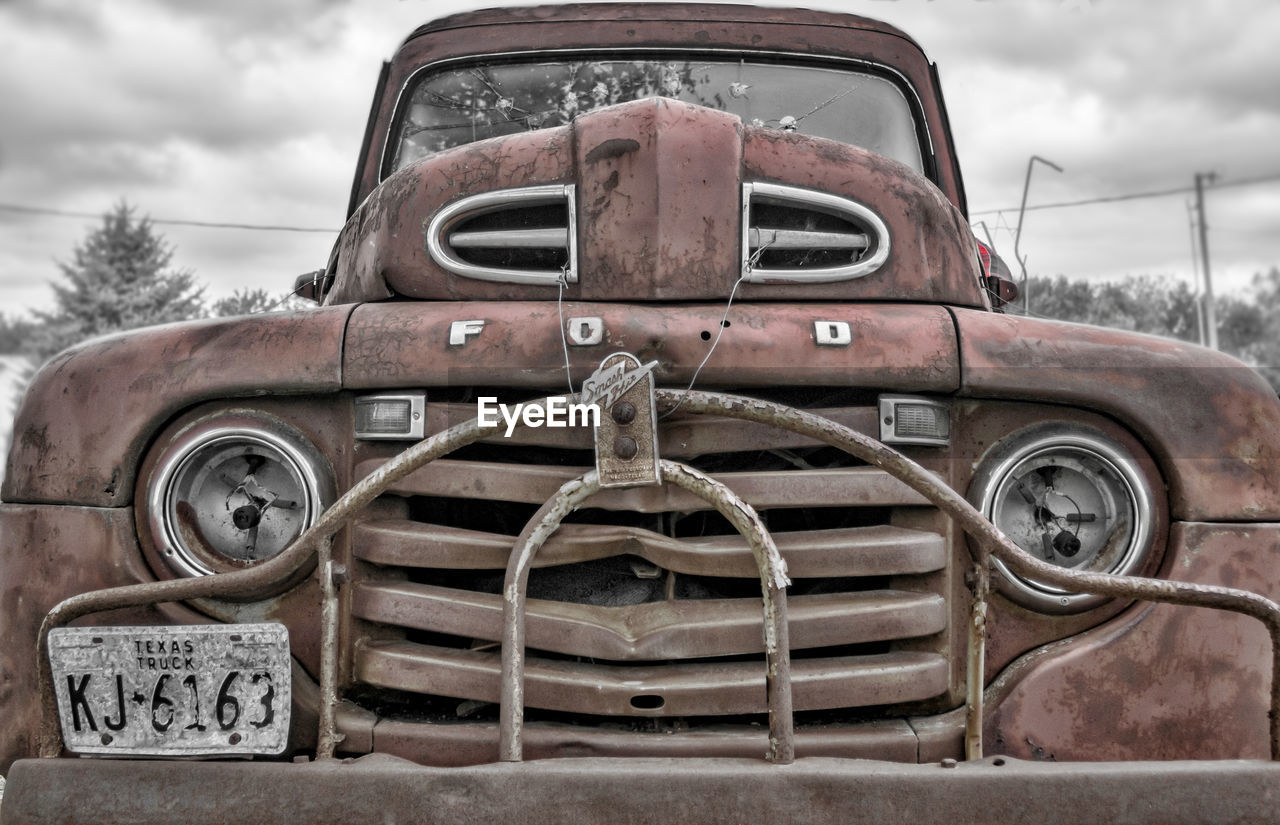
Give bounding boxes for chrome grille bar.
[748,227,869,250]
[449,228,569,248]
[356,641,949,717]
[353,584,947,660]
[352,521,946,577]
[354,458,934,509]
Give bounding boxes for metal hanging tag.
[582,353,661,488]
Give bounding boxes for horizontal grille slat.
[354,459,933,509]
[353,584,946,660]
[418,404,879,456]
[448,227,569,249]
[353,521,945,578]
[748,227,869,250]
[356,640,949,716]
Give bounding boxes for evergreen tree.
[0,314,36,354]
[210,287,308,317]
[25,202,204,369]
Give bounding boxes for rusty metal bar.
[498,471,602,762]
[316,538,341,759]
[654,389,1280,761]
[964,552,990,760]
[659,461,794,765]
[499,460,794,764]
[35,411,508,758]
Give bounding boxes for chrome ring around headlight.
[146,413,332,578]
[971,425,1156,613]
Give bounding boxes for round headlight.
[147,413,332,577]
[972,425,1156,613]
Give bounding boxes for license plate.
[48,623,291,756]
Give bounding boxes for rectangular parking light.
[878,395,950,447]
[355,393,426,440]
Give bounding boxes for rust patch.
[987,523,1280,760]
[954,307,1280,520]
[3,308,352,507]
[341,301,960,392]
[584,138,640,164]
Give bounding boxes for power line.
[970,171,1280,218]
[3,169,1279,234]
[0,202,336,234]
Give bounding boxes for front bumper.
[4,755,1280,825]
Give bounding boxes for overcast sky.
[2,0,1277,320]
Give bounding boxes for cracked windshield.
[391,59,923,174]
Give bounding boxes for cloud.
[0,0,1276,317]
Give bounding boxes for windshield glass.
[390,58,923,174]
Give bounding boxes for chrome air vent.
[426,184,577,285]
[741,182,890,283]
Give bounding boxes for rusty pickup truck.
[5,5,1280,823]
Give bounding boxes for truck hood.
[326,98,986,306]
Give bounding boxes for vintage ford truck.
[5,4,1280,823]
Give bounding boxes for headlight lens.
[972,425,1155,613]
[147,414,331,577]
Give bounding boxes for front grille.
[347,398,954,728]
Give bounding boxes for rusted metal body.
[6,3,1280,823]
[330,99,982,306]
[10,755,1280,825]
[954,308,1280,520]
[3,308,353,506]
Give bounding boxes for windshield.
[389,58,924,174]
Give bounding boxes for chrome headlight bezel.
[145,412,333,578]
[971,424,1157,614]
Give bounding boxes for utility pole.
[1014,155,1064,314]
[1185,200,1206,347]
[1195,172,1218,350]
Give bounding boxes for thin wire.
[660,273,747,420]
[0,202,336,234]
[556,270,576,398]
[970,171,1280,218]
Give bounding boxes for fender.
[3,306,354,506]
[953,307,1280,520]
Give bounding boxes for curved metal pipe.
[37,410,508,757]
[654,388,1280,760]
[499,460,794,764]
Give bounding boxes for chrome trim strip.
[147,419,332,578]
[742,181,891,283]
[449,228,570,249]
[747,227,868,250]
[425,184,577,285]
[972,430,1155,613]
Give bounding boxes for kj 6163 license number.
[48,623,291,756]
